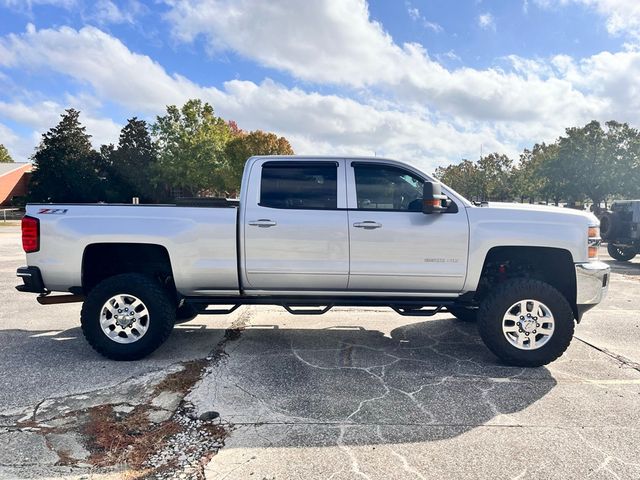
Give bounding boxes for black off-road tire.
[477,279,575,367]
[448,306,478,322]
[607,243,636,262]
[599,212,617,241]
[81,273,176,361]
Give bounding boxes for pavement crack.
[574,336,640,372]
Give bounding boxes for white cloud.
[0,122,26,159]
[407,6,420,21]
[91,0,131,24]
[0,98,122,160]
[0,14,640,170]
[160,0,603,127]
[478,12,496,30]
[89,0,146,25]
[405,2,443,33]
[0,24,521,171]
[0,25,207,112]
[1,0,77,11]
[535,0,640,39]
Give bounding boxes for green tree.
[540,120,640,206]
[603,120,640,200]
[152,99,233,196]
[102,118,159,202]
[28,109,103,203]
[477,153,513,201]
[222,130,294,193]
[435,159,482,201]
[0,144,13,163]
[435,154,514,202]
[511,143,557,204]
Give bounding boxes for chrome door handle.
[248,219,277,228]
[353,221,382,229]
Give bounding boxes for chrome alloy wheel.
[502,299,555,350]
[100,294,150,344]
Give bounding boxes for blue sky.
[0,0,639,173]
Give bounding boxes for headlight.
[588,226,601,259]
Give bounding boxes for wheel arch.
[81,243,176,300]
[475,246,577,319]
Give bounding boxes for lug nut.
[525,332,530,336]
[536,323,540,327]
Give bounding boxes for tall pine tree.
[28,109,103,203]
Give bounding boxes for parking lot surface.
[1,224,639,479]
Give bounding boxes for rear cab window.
[260,162,338,210]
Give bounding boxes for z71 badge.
[38,208,68,215]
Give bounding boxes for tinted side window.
[260,163,338,210]
[353,165,424,211]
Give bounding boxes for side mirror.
[423,181,449,214]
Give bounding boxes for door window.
[353,164,424,211]
[260,162,338,210]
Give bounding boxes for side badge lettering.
[38,208,68,215]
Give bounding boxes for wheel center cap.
[116,315,134,328]
[521,319,536,333]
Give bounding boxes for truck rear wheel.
[81,273,176,360]
[607,243,636,262]
[477,279,574,367]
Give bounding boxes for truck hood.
[474,202,599,225]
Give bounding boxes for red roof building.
[0,163,32,206]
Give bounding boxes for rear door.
[347,161,469,292]
[242,159,349,290]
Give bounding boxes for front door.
[242,159,349,290]
[347,162,469,293]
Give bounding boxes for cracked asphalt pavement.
[2,224,640,479]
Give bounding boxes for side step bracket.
[391,305,444,317]
[198,305,241,315]
[282,305,333,315]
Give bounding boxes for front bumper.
[575,261,609,319]
[16,266,46,294]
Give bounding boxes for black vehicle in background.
[599,200,640,261]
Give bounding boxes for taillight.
[22,215,40,253]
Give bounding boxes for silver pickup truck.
[16,156,609,366]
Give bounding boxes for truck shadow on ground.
[187,315,558,446]
[0,316,556,448]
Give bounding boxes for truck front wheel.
[81,273,176,360]
[477,279,574,367]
